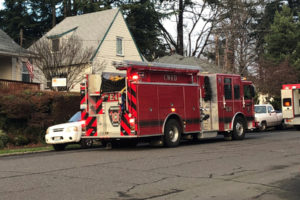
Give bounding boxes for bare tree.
[31,35,96,91]
[212,0,263,74]
[157,0,221,57]
[249,59,298,97]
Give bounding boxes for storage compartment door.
[281,89,294,118]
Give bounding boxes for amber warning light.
[283,98,291,107]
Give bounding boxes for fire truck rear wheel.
[232,117,246,140]
[164,119,181,147]
[53,144,66,151]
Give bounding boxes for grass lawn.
[0,144,83,155]
[0,145,53,155]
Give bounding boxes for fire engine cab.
[281,84,300,129]
[80,61,255,147]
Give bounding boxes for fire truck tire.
[53,144,66,151]
[121,139,138,147]
[80,139,93,148]
[232,117,246,140]
[164,119,181,147]
[276,121,286,130]
[294,125,300,130]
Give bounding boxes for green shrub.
[0,89,80,147]
[0,140,4,149]
[0,129,9,147]
[24,126,44,144]
[14,135,30,146]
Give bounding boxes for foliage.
[122,1,167,61]
[264,6,300,67]
[0,0,36,47]
[0,89,80,147]
[249,59,298,97]
[0,130,9,148]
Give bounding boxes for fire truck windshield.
[100,75,125,93]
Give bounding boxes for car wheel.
[232,117,246,140]
[80,139,93,148]
[259,122,267,131]
[164,119,181,147]
[53,144,66,151]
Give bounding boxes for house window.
[116,37,123,56]
[52,38,60,52]
[22,63,30,82]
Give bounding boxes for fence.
[0,79,40,92]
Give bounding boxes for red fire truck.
[80,61,255,147]
[281,84,300,129]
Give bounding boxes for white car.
[254,104,284,131]
[45,111,86,151]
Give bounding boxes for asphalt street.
[0,129,300,200]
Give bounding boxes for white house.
[32,8,144,91]
[0,29,32,83]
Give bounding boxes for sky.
[0,0,3,10]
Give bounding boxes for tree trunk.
[63,0,67,18]
[68,0,72,16]
[215,35,219,68]
[177,0,184,56]
[51,0,56,27]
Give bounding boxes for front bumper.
[45,132,81,144]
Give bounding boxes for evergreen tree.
[0,0,34,47]
[122,0,167,61]
[264,6,299,64]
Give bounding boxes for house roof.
[46,9,122,61]
[155,54,229,74]
[0,29,31,57]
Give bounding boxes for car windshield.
[68,111,81,122]
[255,106,266,114]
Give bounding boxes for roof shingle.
[0,29,30,56]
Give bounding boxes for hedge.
[0,89,80,148]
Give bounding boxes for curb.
[0,149,53,157]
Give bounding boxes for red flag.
[26,60,34,81]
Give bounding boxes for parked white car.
[254,104,285,131]
[45,111,89,151]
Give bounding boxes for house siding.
[92,12,142,74]
[0,56,12,80]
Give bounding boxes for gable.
[91,10,144,62]
[46,9,120,56]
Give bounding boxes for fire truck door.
[222,77,234,130]
[101,101,121,137]
[242,83,254,121]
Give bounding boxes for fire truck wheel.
[53,144,66,151]
[232,117,246,140]
[164,119,181,147]
[80,139,93,148]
